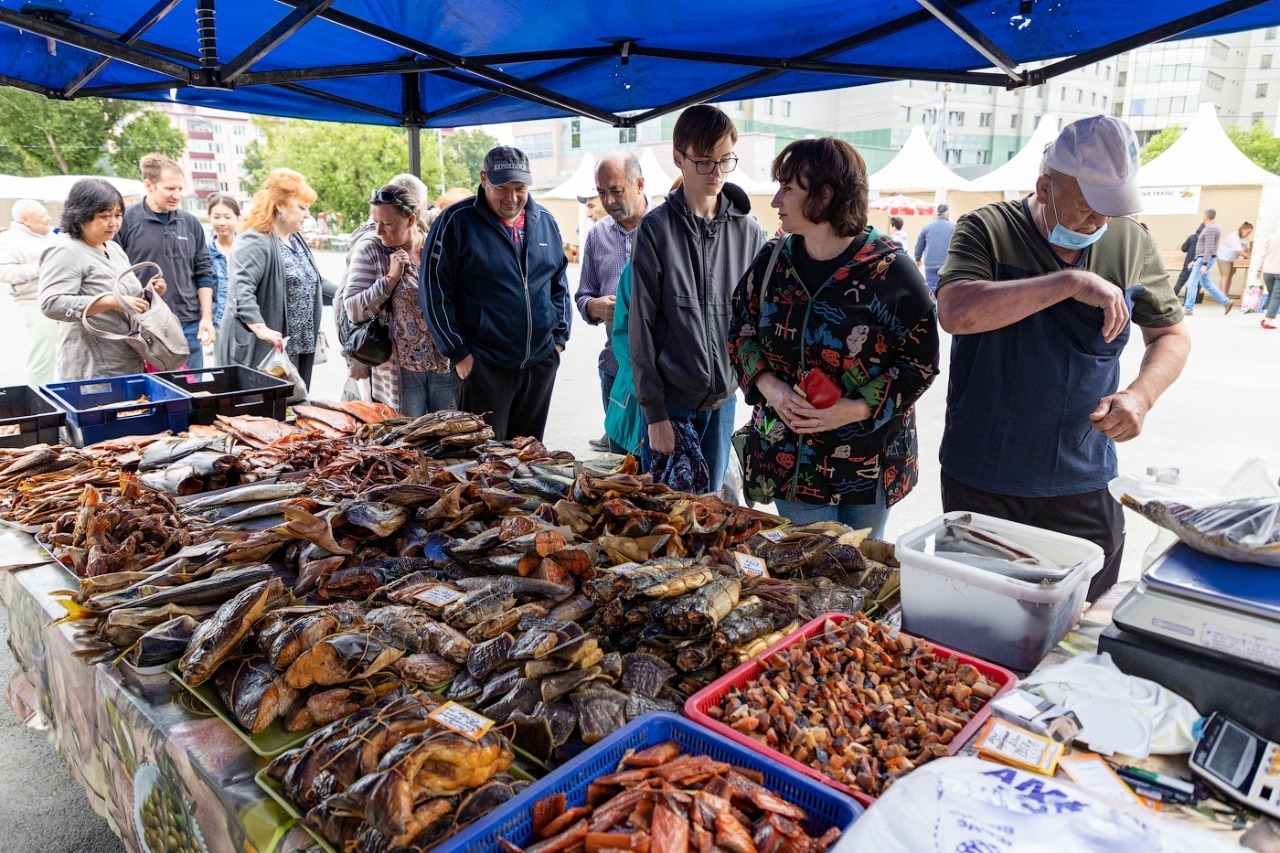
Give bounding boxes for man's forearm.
[937,270,1078,335]
[1126,326,1191,410]
[198,287,213,323]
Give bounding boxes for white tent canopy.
[0,173,146,203]
[539,151,597,200]
[965,114,1059,192]
[638,147,676,191]
[1140,102,1280,187]
[869,126,973,193]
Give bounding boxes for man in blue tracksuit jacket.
[420,146,571,440]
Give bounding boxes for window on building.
[922,108,937,124]
[189,119,212,133]
[1033,114,1043,128]
[1060,86,1066,99]
[1254,112,1265,125]
[570,119,581,149]
[618,127,637,144]
[214,143,223,154]
[1105,65,1111,80]
[1101,96,1107,109]
[233,125,246,137]
[944,148,962,164]
[1091,93,1097,106]
[1207,73,1225,91]
[1259,83,1269,99]
[515,132,554,158]
[215,161,226,173]
[764,98,773,115]
[234,144,246,155]
[211,123,222,134]
[1008,149,1017,161]
[1010,114,1019,129]
[218,182,228,192]
[1268,27,1278,40]
[947,110,965,126]
[1077,89,1083,103]
[781,100,791,117]
[1264,54,1274,69]
[976,150,989,165]
[956,84,967,93]
[899,106,912,122]
[1170,96,1186,113]
[1131,98,1145,116]
[1118,70,1127,87]
[1114,101,1124,117]
[979,112,992,127]
[1210,39,1229,60]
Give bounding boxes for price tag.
[428,701,495,741]
[611,561,640,571]
[759,529,788,543]
[414,586,464,606]
[735,552,770,578]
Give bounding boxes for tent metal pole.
[78,80,189,98]
[915,0,1024,85]
[0,8,192,83]
[277,82,402,120]
[422,56,611,123]
[403,73,424,178]
[62,0,181,97]
[408,126,422,178]
[223,0,337,84]
[238,60,446,87]
[0,74,55,97]
[630,45,1002,85]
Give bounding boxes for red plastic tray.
[685,612,1017,805]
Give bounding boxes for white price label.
[759,529,788,543]
[1202,624,1280,670]
[414,586,464,606]
[735,552,770,578]
[428,701,495,740]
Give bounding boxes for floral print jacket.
[729,228,940,507]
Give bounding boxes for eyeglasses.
[680,151,739,175]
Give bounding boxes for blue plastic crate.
[446,712,862,852]
[41,373,192,447]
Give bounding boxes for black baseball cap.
[482,146,533,186]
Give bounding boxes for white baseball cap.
[1044,115,1143,217]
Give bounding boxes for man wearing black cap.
[420,146,571,441]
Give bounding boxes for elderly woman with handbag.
[220,168,328,389]
[343,184,455,416]
[729,138,940,539]
[39,178,173,381]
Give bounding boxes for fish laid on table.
[180,481,306,511]
[309,399,398,424]
[179,577,291,686]
[122,615,200,669]
[284,628,405,688]
[137,435,231,471]
[214,655,299,734]
[294,405,362,436]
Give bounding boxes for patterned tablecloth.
[0,527,315,853]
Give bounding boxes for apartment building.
[150,102,267,209]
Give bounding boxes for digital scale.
[1112,544,1280,672]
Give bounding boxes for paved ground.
[0,251,1276,850]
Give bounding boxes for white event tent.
[964,114,1060,195]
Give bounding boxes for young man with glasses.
[629,105,765,490]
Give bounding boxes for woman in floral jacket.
[729,138,940,538]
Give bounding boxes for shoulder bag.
[82,261,190,371]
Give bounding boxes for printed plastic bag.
[1241,281,1264,313]
[836,756,1239,853]
[314,331,330,365]
[257,338,307,404]
[650,420,709,494]
[1020,652,1199,755]
[1109,458,1280,567]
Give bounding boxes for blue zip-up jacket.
[419,190,571,370]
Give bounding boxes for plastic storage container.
[41,373,191,447]
[896,511,1104,672]
[0,385,66,448]
[447,712,863,852]
[685,613,1016,805]
[155,365,291,425]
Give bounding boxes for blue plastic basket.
[446,712,862,852]
[41,373,192,447]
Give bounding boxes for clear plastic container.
[895,512,1103,672]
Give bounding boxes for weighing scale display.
[1207,724,1253,785]
[1190,713,1280,818]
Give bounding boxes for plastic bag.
[1241,281,1264,313]
[1020,653,1199,755]
[836,756,1239,853]
[257,339,308,404]
[1109,458,1280,567]
[341,375,370,402]
[314,331,330,365]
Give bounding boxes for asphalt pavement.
[0,251,1275,851]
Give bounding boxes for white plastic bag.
[836,756,1239,853]
[257,338,307,404]
[314,331,330,365]
[1109,458,1280,567]
[1019,653,1199,756]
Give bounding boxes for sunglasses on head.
[370,188,414,208]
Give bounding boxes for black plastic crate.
[0,385,66,449]
[155,365,291,425]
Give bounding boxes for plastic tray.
[447,711,862,853]
[165,662,312,758]
[155,365,291,425]
[0,384,65,449]
[41,373,191,447]
[685,613,1017,805]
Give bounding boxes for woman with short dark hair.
[39,178,168,380]
[729,137,940,537]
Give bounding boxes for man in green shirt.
[936,115,1191,600]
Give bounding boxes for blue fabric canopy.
[0,0,1278,128]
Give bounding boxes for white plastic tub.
[895,511,1103,672]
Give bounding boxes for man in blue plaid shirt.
[575,152,650,452]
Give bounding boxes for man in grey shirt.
[0,199,56,384]
[117,153,215,368]
[913,203,954,295]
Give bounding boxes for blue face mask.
[1048,188,1107,250]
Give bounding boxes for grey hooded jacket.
[628,183,765,422]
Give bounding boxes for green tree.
[0,89,132,175]
[1140,125,1183,164]
[1225,121,1280,174]
[441,128,498,191]
[110,110,186,179]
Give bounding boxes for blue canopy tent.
[1,0,1280,171]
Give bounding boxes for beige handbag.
[82,261,191,371]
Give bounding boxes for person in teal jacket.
[604,263,645,456]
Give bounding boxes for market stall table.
[1,527,313,853]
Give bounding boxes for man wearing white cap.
[935,115,1190,601]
